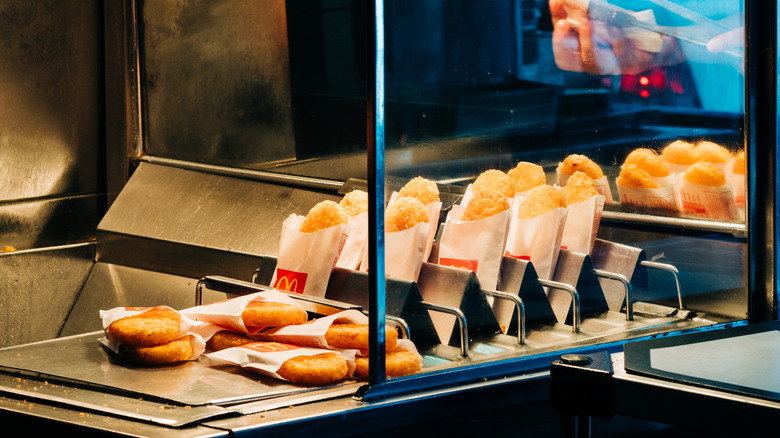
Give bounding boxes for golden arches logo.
[243,342,300,353]
[274,269,308,293]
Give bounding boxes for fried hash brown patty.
[107,307,181,347]
[507,161,546,193]
[518,185,564,219]
[560,171,598,206]
[461,189,509,221]
[617,164,661,189]
[242,301,308,328]
[696,141,732,164]
[353,348,422,379]
[624,148,670,178]
[385,196,429,232]
[339,190,369,216]
[560,154,604,179]
[683,162,726,187]
[471,169,515,199]
[276,352,349,385]
[398,176,440,205]
[118,335,193,365]
[733,150,746,175]
[324,323,399,351]
[207,330,257,351]
[662,140,701,165]
[299,200,349,233]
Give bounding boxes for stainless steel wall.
[0,1,105,348]
[0,1,105,251]
[140,0,296,167]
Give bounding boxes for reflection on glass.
[385,0,745,224]
[381,0,747,378]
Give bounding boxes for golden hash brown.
[683,162,726,187]
[339,190,369,216]
[299,200,349,233]
[560,154,604,179]
[617,164,661,189]
[733,150,746,175]
[662,140,701,165]
[695,141,732,164]
[517,185,564,219]
[353,347,422,379]
[398,176,440,205]
[107,307,181,347]
[461,189,510,221]
[242,301,308,328]
[118,335,193,365]
[560,171,598,206]
[207,330,258,351]
[471,169,515,199]
[324,323,399,351]
[507,161,546,193]
[385,196,429,233]
[624,148,670,177]
[276,352,348,385]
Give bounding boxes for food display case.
[0,0,774,436]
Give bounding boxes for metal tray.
[0,332,361,427]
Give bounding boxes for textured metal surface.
[0,194,102,250]
[549,250,608,325]
[0,1,105,250]
[0,332,358,409]
[97,162,340,269]
[140,0,296,166]
[0,363,232,427]
[0,244,95,348]
[60,262,202,337]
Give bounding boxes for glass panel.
[136,0,747,386]
[379,0,746,380]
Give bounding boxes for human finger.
[706,27,743,53]
[577,19,599,73]
[549,0,567,23]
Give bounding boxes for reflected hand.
[549,0,683,75]
[706,27,743,54]
[706,26,744,74]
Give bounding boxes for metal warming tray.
[0,332,361,427]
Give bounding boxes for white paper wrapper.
[616,178,678,212]
[271,213,348,297]
[724,160,746,208]
[556,164,614,204]
[504,206,568,281]
[677,174,739,221]
[180,290,308,335]
[206,341,357,383]
[335,212,368,270]
[560,194,605,255]
[382,222,431,282]
[259,309,368,349]
[438,205,511,289]
[99,306,218,361]
[388,191,441,264]
[358,196,432,281]
[664,162,692,175]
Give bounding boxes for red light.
[639,76,650,86]
[640,90,650,98]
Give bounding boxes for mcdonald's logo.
[439,257,478,273]
[274,269,308,293]
[242,342,301,353]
